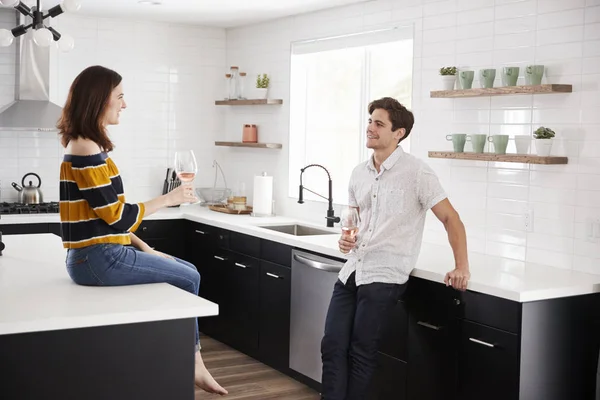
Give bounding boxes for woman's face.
[103,83,126,126]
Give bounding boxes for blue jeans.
[321,272,406,400]
[65,244,201,350]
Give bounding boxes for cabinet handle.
[214,256,226,261]
[469,338,495,348]
[195,230,206,235]
[266,272,280,279]
[235,263,247,269]
[417,321,441,331]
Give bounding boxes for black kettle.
[11,173,44,204]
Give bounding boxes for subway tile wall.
[222,0,600,274]
[0,10,226,204]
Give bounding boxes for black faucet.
[298,164,340,228]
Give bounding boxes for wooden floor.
[196,335,321,400]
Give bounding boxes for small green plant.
[256,74,270,88]
[533,126,555,139]
[439,66,457,76]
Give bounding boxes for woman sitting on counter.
[57,65,227,396]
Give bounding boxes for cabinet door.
[223,252,259,356]
[407,314,458,400]
[198,248,230,340]
[369,352,407,400]
[458,320,519,400]
[259,260,291,371]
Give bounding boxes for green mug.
[468,134,487,153]
[488,135,509,155]
[459,70,475,89]
[502,67,519,86]
[479,69,496,88]
[446,134,467,153]
[525,65,544,85]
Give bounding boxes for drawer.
[404,277,460,323]
[230,252,260,271]
[460,290,521,334]
[0,223,50,235]
[136,220,183,239]
[230,231,260,258]
[260,239,292,267]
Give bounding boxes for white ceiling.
[32,0,370,28]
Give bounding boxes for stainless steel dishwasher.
[290,249,345,383]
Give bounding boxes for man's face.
[366,108,404,151]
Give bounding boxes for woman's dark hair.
[368,97,415,143]
[57,65,122,152]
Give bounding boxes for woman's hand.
[143,247,174,260]
[165,184,198,207]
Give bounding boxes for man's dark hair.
[368,97,414,143]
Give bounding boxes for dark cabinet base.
[0,319,195,400]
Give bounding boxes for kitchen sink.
[258,224,336,236]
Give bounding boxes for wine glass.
[341,206,360,252]
[174,150,199,205]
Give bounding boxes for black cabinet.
[136,220,185,259]
[369,352,407,400]
[259,260,291,370]
[0,223,55,235]
[223,251,260,356]
[458,321,519,400]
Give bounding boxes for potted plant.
[439,66,457,90]
[533,126,555,156]
[256,73,270,99]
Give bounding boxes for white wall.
[223,0,600,274]
[0,10,226,203]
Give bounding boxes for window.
[288,26,414,205]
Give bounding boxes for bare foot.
[195,351,228,395]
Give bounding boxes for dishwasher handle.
[293,253,343,273]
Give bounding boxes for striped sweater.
[59,152,145,249]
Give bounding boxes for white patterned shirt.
[338,146,447,286]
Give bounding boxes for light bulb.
[0,28,13,47]
[61,0,81,12]
[0,0,19,7]
[58,34,74,52]
[33,28,53,47]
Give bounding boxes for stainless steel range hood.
[0,13,61,132]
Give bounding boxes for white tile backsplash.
[0,11,226,203]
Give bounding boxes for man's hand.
[444,267,470,291]
[339,235,357,254]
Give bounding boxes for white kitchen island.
[0,234,218,400]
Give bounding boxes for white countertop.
[0,233,218,336]
[2,206,600,303]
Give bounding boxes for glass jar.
[224,73,231,100]
[229,66,240,100]
[238,72,247,99]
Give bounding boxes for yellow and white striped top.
[59,152,145,249]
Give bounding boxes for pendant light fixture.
[0,0,81,52]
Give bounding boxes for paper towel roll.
[253,172,273,217]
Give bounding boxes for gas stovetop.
[0,202,59,214]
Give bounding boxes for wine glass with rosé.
[174,150,200,205]
[341,206,360,252]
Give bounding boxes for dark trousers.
[321,272,406,400]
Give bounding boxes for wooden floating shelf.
[215,141,282,149]
[428,151,568,165]
[430,84,572,98]
[215,99,283,105]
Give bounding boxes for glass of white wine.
[174,150,200,205]
[341,206,360,252]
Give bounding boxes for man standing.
[320,97,470,400]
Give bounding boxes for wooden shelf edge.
[215,141,282,149]
[430,84,572,98]
[215,99,283,105]
[428,151,568,165]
